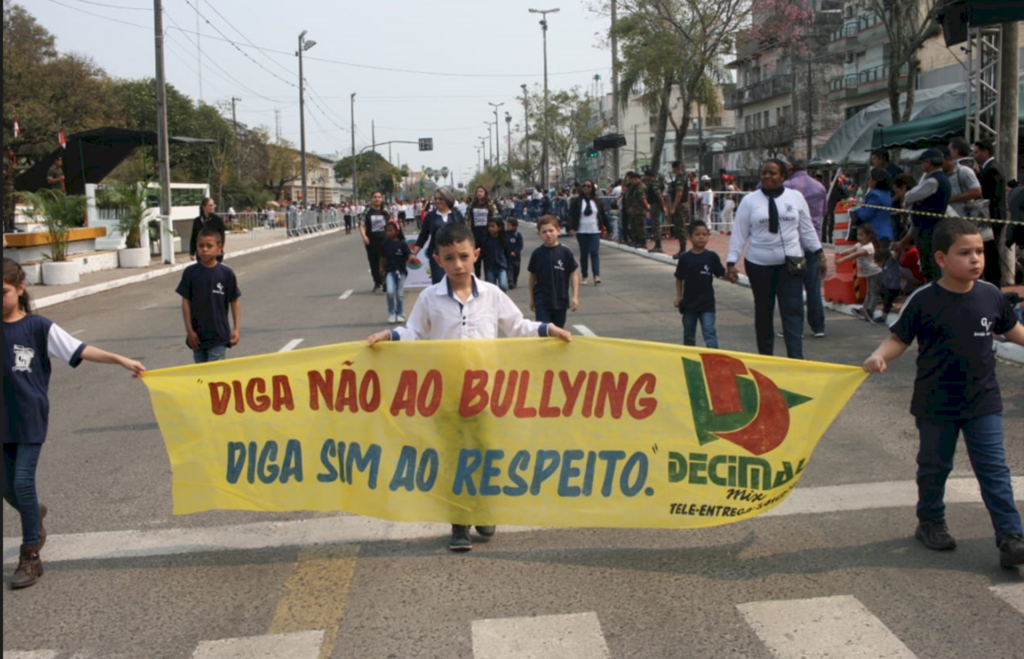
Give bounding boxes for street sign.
[418,138,433,152]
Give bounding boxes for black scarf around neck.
[763,186,784,233]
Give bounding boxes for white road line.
[472,612,610,659]
[191,631,324,659]
[279,339,304,352]
[71,330,86,336]
[990,584,1024,616]
[737,595,917,659]
[573,325,597,337]
[2,652,60,659]
[4,477,1021,566]
[138,302,159,311]
[338,289,353,300]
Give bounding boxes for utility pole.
[529,8,560,190]
[521,84,531,185]
[275,109,282,143]
[350,93,357,202]
[610,0,620,183]
[195,0,202,101]
[505,111,512,188]
[489,101,505,179]
[297,31,316,207]
[231,97,241,133]
[154,0,174,263]
[372,120,377,194]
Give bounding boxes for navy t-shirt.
[482,235,508,271]
[175,263,241,349]
[528,243,578,309]
[506,231,524,262]
[890,281,1018,420]
[380,238,412,275]
[674,249,725,314]
[3,315,86,444]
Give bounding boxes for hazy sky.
[28,0,615,184]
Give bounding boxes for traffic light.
[588,150,598,159]
[418,138,433,152]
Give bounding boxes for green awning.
[873,83,1024,150]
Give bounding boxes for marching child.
[673,220,725,348]
[876,241,902,323]
[379,220,413,323]
[176,228,241,363]
[3,258,145,589]
[835,223,882,322]
[863,217,1024,569]
[482,217,509,292]
[367,222,572,552]
[505,217,524,290]
[528,215,580,329]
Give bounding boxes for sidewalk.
[604,232,1024,367]
[26,226,343,310]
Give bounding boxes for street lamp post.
[484,122,495,167]
[528,8,559,190]
[350,92,357,203]
[489,101,505,175]
[297,30,316,207]
[505,111,512,187]
[520,84,531,185]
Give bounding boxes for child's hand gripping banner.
[142,337,867,528]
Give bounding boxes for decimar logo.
[683,353,811,456]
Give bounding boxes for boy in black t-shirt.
[528,215,579,329]
[674,221,725,348]
[176,229,242,363]
[864,218,1024,569]
[505,218,524,290]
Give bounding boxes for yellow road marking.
[269,545,359,659]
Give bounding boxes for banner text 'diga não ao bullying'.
[142,337,867,528]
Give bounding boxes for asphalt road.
[3,228,1023,659]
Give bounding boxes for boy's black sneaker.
[449,525,473,552]
[915,521,957,550]
[475,525,496,537]
[998,534,1024,568]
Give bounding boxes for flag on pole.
[12,116,20,138]
[59,128,66,149]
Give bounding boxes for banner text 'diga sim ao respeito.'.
[142,337,867,528]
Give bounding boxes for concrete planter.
[119,246,150,269]
[42,260,81,286]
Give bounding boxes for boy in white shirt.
[368,222,572,551]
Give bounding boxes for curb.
[33,226,343,310]
[602,237,1024,367]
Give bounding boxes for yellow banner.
[143,338,866,528]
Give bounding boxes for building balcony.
[827,20,859,53]
[726,124,795,152]
[827,63,909,101]
[723,74,794,110]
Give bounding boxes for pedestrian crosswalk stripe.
[279,339,304,352]
[573,325,597,336]
[990,584,1024,616]
[737,595,917,659]
[190,630,324,659]
[2,652,60,659]
[338,290,353,300]
[472,612,610,659]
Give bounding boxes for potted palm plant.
[22,189,87,285]
[103,182,152,268]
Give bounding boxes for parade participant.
[623,171,649,249]
[567,179,609,285]
[359,192,391,293]
[379,220,412,324]
[505,217,524,290]
[529,215,579,329]
[674,220,725,348]
[413,187,464,285]
[467,186,497,278]
[367,222,572,552]
[864,218,1024,568]
[667,161,690,259]
[481,217,509,292]
[726,159,825,360]
[189,197,226,263]
[177,229,241,363]
[3,258,145,589]
[898,148,951,282]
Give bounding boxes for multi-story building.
[282,153,338,206]
[724,1,845,176]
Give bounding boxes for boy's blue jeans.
[682,312,718,348]
[3,443,44,545]
[915,414,1023,543]
[485,267,508,292]
[193,344,227,363]
[386,271,406,316]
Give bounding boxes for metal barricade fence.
[285,209,343,236]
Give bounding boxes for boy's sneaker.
[397,315,406,323]
[388,314,397,324]
[475,525,496,537]
[915,521,957,551]
[450,525,473,552]
[812,331,825,338]
[998,534,1024,568]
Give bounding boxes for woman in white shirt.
[568,179,610,285]
[726,159,826,359]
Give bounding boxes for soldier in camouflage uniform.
[667,160,690,258]
[623,171,650,249]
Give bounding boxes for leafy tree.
[265,140,302,202]
[333,151,402,201]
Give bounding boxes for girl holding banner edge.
[368,222,571,551]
